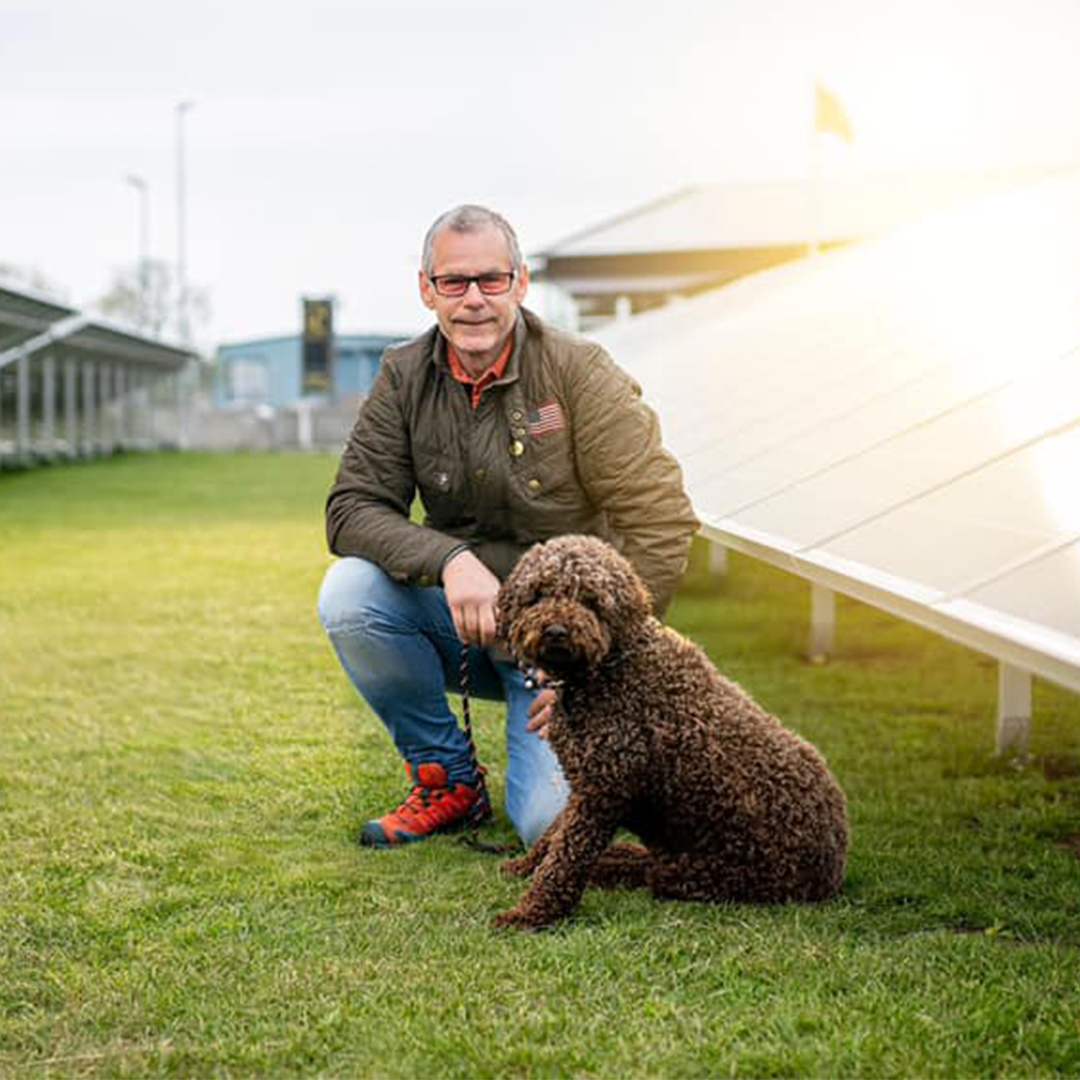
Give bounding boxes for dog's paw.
[499,855,535,879]
[491,907,553,932]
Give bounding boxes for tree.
[0,262,71,304]
[95,259,211,343]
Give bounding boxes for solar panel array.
[596,173,1080,694]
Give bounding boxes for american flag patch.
[526,401,565,437]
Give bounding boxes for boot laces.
[393,782,468,827]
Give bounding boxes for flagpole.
[809,81,853,259]
[810,81,822,257]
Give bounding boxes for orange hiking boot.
[359,762,491,848]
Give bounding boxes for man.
[318,204,698,848]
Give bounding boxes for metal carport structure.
[0,284,196,468]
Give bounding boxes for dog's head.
[496,535,653,678]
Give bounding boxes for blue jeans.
[317,557,568,845]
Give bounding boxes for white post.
[100,363,113,453]
[808,80,822,259]
[125,174,150,326]
[116,364,128,448]
[176,101,195,347]
[82,359,96,456]
[996,664,1032,758]
[42,353,56,458]
[708,542,729,577]
[64,357,77,457]
[178,362,193,449]
[296,400,313,450]
[16,353,30,462]
[809,583,835,663]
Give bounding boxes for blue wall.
[214,332,403,408]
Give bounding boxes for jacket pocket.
[415,450,465,526]
[515,429,586,510]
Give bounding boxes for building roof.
[0,284,76,352]
[0,285,194,372]
[535,168,1064,260]
[216,330,406,355]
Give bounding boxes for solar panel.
[596,173,1080,699]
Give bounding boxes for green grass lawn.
[1,451,1078,1079]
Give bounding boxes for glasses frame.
[427,271,517,298]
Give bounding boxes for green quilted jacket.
[325,308,699,614]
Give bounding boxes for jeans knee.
[511,800,562,847]
[317,557,386,633]
[507,769,568,846]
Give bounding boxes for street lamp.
[124,173,149,328]
[175,100,195,346]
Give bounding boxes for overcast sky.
[2,0,1078,347]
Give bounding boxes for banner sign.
[302,297,334,393]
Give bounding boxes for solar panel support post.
[809,583,835,663]
[995,664,1032,758]
[708,542,729,577]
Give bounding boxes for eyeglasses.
[427,271,516,298]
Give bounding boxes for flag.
[815,82,853,142]
[526,401,565,437]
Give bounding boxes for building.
[214,330,404,409]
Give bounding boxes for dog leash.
[456,648,521,855]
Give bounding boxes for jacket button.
[528,478,542,492]
[474,468,486,481]
[511,409,524,421]
[513,427,526,438]
[510,440,525,457]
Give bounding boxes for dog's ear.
[495,542,545,644]
[593,547,653,632]
[494,572,523,645]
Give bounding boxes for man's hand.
[525,671,556,740]
[441,549,501,648]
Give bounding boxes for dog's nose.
[542,624,569,645]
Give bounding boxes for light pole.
[124,173,149,328]
[175,100,195,345]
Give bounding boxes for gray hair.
[421,205,523,275]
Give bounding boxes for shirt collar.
[442,311,526,406]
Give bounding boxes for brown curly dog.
[492,535,849,930]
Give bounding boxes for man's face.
[419,224,529,373]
